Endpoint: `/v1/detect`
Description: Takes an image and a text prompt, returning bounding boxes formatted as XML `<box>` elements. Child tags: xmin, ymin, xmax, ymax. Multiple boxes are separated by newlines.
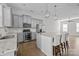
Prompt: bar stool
<box><xmin>59</xmin><ymin>35</ymin><xmax>63</xmax><ymax>55</ymax></box>
<box><xmin>61</xmin><ymin>33</ymin><xmax>67</xmax><ymax>55</ymax></box>
<box><xmin>65</xmin><ymin>33</ymin><xmax>69</xmax><ymax>55</ymax></box>
<box><xmin>53</xmin><ymin>45</ymin><xmax>61</xmax><ymax>56</ymax></box>
<box><xmin>53</xmin><ymin>35</ymin><xmax>61</xmax><ymax>56</ymax></box>
<box><xmin>62</xmin><ymin>33</ymin><xmax>69</xmax><ymax>55</ymax></box>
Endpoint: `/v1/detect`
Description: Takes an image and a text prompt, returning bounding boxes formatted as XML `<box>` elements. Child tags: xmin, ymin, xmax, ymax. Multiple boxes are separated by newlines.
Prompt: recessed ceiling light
<box><xmin>23</xmin><ymin>4</ymin><xmax>26</xmax><ymax>6</ymax></box>
<box><xmin>30</xmin><ymin>10</ymin><xmax>34</xmax><ymax>13</ymax></box>
<box><xmin>76</xmin><ymin>4</ymin><xmax>79</xmax><ymax>6</ymax></box>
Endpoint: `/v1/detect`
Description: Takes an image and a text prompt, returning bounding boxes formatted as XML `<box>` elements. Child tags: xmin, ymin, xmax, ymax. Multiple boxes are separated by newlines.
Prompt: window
<box><xmin>63</xmin><ymin>24</ymin><xmax>68</xmax><ymax>32</ymax></box>
<box><xmin>76</xmin><ymin>23</ymin><xmax>79</xmax><ymax>32</ymax></box>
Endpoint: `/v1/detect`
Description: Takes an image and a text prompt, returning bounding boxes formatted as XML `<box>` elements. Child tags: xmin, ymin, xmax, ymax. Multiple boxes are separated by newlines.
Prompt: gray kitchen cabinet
<box><xmin>31</xmin><ymin>32</ymin><xmax>36</xmax><ymax>40</ymax></box>
<box><xmin>23</xmin><ymin>15</ymin><xmax>28</xmax><ymax>23</ymax></box>
<box><xmin>18</xmin><ymin>16</ymin><xmax>23</xmax><ymax>28</ymax></box>
<box><xmin>32</xmin><ymin>18</ymin><xmax>41</xmax><ymax>28</ymax></box>
<box><xmin>17</xmin><ymin>32</ymin><xmax>23</xmax><ymax>42</ymax></box>
<box><xmin>0</xmin><ymin>5</ymin><xmax>12</xmax><ymax>27</ymax></box>
<box><xmin>31</xmin><ymin>18</ymin><xmax>37</xmax><ymax>28</ymax></box>
<box><xmin>0</xmin><ymin>5</ymin><xmax>3</xmax><ymax>27</ymax></box>
<box><xmin>13</xmin><ymin>15</ymin><xmax>19</xmax><ymax>28</ymax></box>
<box><xmin>13</xmin><ymin>15</ymin><xmax>23</xmax><ymax>28</ymax></box>
<box><xmin>23</xmin><ymin>15</ymin><xmax>32</xmax><ymax>24</ymax></box>
<box><xmin>27</xmin><ymin>16</ymin><xmax>32</xmax><ymax>24</ymax></box>
<box><xmin>36</xmin><ymin>33</ymin><xmax>41</xmax><ymax>49</ymax></box>
<box><xmin>3</xmin><ymin>7</ymin><xmax>12</xmax><ymax>27</ymax></box>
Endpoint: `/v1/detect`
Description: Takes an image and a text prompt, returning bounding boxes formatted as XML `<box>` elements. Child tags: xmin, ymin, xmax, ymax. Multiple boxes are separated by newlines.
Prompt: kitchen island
<box><xmin>0</xmin><ymin>33</ymin><xmax>17</xmax><ymax>56</ymax></box>
<box><xmin>36</xmin><ymin>32</ymin><xmax>61</xmax><ymax>56</ymax></box>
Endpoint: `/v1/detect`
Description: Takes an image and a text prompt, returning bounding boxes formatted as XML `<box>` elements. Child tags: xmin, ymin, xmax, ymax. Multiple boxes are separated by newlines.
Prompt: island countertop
<box><xmin>0</xmin><ymin>33</ymin><xmax>17</xmax><ymax>55</ymax></box>
<box><xmin>40</xmin><ymin>32</ymin><xmax>61</xmax><ymax>38</ymax></box>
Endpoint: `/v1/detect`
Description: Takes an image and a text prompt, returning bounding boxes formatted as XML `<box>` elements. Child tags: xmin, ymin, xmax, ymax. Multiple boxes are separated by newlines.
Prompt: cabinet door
<box><xmin>27</xmin><ymin>16</ymin><xmax>31</xmax><ymax>24</ymax></box>
<box><xmin>32</xmin><ymin>19</ymin><xmax>36</xmax><ymax>28</ymax></box>
<box><xmin>23</xmin><ymin>15</ymin><xmax>28</xmax><ymax>23</ymax></box>
<box><xmin>13</xmin><ymin>15</ymin><xmax>19</xmax><ymax>27</ymax></box>
<box><xmin>4</xmin><ymin>7</ymin><xmax>12</xmax><ymax>27</ymax></box>
<box><xmin>0</xmin><ymin>5</ymin><xmax>3</xmax><ymax>27</ymax></box>
<box><xmin>23</xmin><ymin>15</ymin><xmax>31</xmax><ymax>24</ymax></box>
<box><xmin>17</xmin><ymin>32</ymin><xmax>23</xmax><ymax>42</ymax></box>
<box><xmin>18</xmin><ymin>16</ymin><xmax>23</xmax><ymax>27</ymax></box>
<box><xmin>36</xmin><ymin>33</ymin><xmax>41</xmax><ymax>48</ymax></box>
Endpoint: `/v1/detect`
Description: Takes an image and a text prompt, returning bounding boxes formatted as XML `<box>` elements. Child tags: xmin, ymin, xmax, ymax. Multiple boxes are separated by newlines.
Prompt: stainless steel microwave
<box><xmin>23</xmin><ymin>23</ymin><xmax>31</xmax><ymax>28</ymax></box>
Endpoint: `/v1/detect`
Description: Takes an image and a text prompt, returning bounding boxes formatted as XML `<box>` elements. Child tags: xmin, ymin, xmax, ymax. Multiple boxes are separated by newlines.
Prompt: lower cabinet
<box><xmin>36</xmin><ymin>33</ymin><xmax>53</xmax><ymax>56</ymax></box>
<box><xmin>41</xmin><ymin>35</ymin><xmax>53</xmax><ymax>56</ymax></box>
<box><xmin>17</xmin><ymin>32</ymin><xmax>23</xmax><ymax>43</ymax></box>
<box><xmin>13</xmin><ymin>15</ymin><xmax>23</xmax><ymax>28</ymax></box>
<box><xmin>31</xmin><ymin>32</ymin><xmax>36</xmax><ymax>40</ymax></box>
<box><xmin>0</xmin><ymin>51</ymin><xmax>15</xmax><ymax>56</ymax></box>
<box><xmin>36</xmin><ymin>33</ymin><xmax>41</xmax><ymax>49</ymax></box>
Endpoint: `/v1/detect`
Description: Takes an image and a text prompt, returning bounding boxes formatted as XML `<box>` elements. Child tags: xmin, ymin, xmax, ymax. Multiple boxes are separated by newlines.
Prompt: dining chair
<box><xmin>65</xmin><ymin>33</ymin><xmax>69</xmax><ymax>55</ymax></box>
<box><xmin>61</xmin><ymin>33</ymin><xmax>69</xmax><ymax>55</ymax></box>
<box><xmin>60</xmin><ymin>33</ymin><xmax>67</xmax><ymax>55</ymax></box>
<box><xmin>53</xmin><ymin>35</ymin><xmax>61</xmax><ymax>56</ymax></box>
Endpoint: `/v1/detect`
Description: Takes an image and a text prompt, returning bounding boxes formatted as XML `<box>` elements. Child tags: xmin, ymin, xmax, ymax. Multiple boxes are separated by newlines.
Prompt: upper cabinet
<box><xmin>13</xmin><ymin>15</ymin><xmax>23</xmax><ymax>28</ymax></box>
<box><xmin>3</xmin><ymin>7</ymin><xmax>12</xmax><ymax>27</ymax></box>
<box><xmin>13</xmin><ymin>15</ymin><xmax>19</xmax><ymax>27</ymax></box>
<box><xmin>31</xmin><ymin>18</ymin><xmax>37</xmax><ymax>28</ymax></box>
<box><xmin>23</xmin><ymin>15</ymin><xmax>28</xmax><ymax>23</ymax></box>
<box><xmin>23</xmin><ymin>15</ymin><xmax>32</xmax><ymax>24</ymax></box>
<box><xmin>18</xmin><ymin>16</ymin><xmax>23</xmax><ymax>27</ymax></box>
<box><xmin>0</xmin><ymin>5</ymin><xmax>12</xmax><ymax>27</ymax></box>
<box><xmin>0</xmin><ymin>5</ymin><xmax>3</xmax><ymax>27</ymax></box>
<box><xmin>31</xmin><ymin>18</ymin><xmax>41</xmax><ymax>28</ymax></box>
<box><xmin>12</xmin><ymin>14</ymin><xmax>42</xmax><ymax>28</ymax></box>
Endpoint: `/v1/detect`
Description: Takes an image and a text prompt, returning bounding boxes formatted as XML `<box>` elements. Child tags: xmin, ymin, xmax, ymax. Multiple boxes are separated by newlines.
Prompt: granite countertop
<box><xmin>0</xmin><ymin>33</ymin><xmax>17</xmax><ymax>40</ymax></box>
<box><xmin>0</xmin><ymin>48</ymin><xmax>16</xmax><ymax>55</ymax></box>
<box><xmin>0</xmin><ymin>34</ymin><xmax>17</xmax><ymax>54</ymax></box>
<box><xmin>0</xmin><ymin>35</ymin><xmax>15</xmax><ymax>40</ymax></box>
<box><xmin>41</xmin><ymin>32</ymin><xmax>61</xmax><ymax>38</ymax></box>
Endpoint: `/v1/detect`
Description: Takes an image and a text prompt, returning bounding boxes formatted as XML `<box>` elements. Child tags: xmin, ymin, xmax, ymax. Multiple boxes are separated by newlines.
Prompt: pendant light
<box><xmin>53</xmin><ymin>5</ymin><xmax>58</xmax><ymax>20</ymax></box>
<box><xmin>44</xmin><ymin>4</ymin><xmax>50</xmax><ymax>18</ymax></box>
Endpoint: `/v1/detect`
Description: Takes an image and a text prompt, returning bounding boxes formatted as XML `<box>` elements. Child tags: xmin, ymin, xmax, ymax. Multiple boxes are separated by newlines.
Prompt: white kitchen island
<box><xmin>36</xmin><ymin>32</ymin><xmax>61</xmax><ymax>56</ymax></box>
<box><xmin>0</xmin><ymin>33</ymin><xmax>17</xmax><ymax>56</ymax></box>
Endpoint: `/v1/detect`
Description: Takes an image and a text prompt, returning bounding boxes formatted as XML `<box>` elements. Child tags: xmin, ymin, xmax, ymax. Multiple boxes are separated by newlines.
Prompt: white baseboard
<box><xmin>40</xmin><ymin>49</ymin><xmax>48</xmax><ymax>56</ymax></box>
<box><xmin>69</xmin><ymin>34</ymin><xmax>79</xmax><ymax>37</ymax></box>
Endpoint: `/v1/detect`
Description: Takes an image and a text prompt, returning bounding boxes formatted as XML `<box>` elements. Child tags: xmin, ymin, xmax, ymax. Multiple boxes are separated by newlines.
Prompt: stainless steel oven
<box><xmin>23</xmin><ymin>29</ymin><xmax>31</xmax><ymax>41</ymax></box>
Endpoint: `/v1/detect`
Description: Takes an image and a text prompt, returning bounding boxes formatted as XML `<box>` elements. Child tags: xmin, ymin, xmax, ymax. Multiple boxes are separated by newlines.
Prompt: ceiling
<box><xmin>6</xmin><ymin>3</ymin><xmax>79</xmax><ymax>20</ymax></box>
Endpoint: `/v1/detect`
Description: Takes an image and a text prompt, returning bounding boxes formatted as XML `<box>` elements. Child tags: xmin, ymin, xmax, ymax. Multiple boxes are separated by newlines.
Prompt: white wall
<box><xmin>60</xmin><ymin>19</ymin><xmax>79</xmax><ymax>36</ymax></box>
<box><xmin>43</xmin><ymin>18</ymin><xmax>60</xmax><ymax>34</ymax></box>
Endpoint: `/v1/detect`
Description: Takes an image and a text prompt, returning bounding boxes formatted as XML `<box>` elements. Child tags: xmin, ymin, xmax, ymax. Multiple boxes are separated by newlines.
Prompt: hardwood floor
<box><xmin>59</xmin><ymin>36</ymin><xmax>79</xmax><ymax>56</ymax></box>
<box><xmin>17</xmin><ymin>36</ymin><xmax>79</xmax><ymax>56</ymax></box>
<box><xmin>67</xmin><ymin>36</ymin><xmax>79</xmax><ymax>56</ymax></box>
<box><xmin>17</xmin><ymin>40</ymin><xmax>46</xmax><ymax>56</ymax></box>
<box><xmin>53</xmin><ymin>36</ymin><xmax>79</xmax><ymax>56</ymax></box>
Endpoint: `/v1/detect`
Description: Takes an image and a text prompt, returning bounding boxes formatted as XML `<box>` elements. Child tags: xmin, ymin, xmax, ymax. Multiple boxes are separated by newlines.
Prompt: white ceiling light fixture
<box><xmin>53</xmin><ymin>5</ymin><xmax>59</xmax><ymax>21</ymax></box>
<box><xmin>44</xmin><ymin>4</ymin><xmax>50</xmax><ymax>18</ymax></box>
<box><xmin>54</xmin><ymin>5</ymin><xmax>57</xmax><ymax>20</ymax></box>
